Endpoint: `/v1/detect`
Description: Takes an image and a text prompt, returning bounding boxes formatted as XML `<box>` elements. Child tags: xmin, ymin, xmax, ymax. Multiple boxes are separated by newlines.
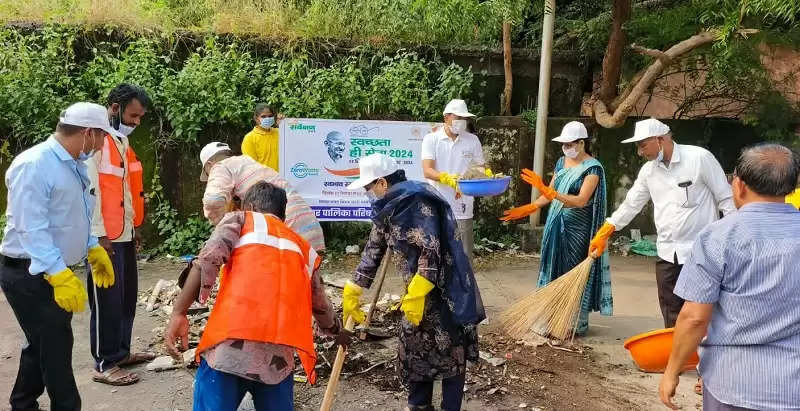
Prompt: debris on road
<box><xmin>146</xmin><ymin>355</ymin><xmax>183</xmax><ymax>372</ymax></box>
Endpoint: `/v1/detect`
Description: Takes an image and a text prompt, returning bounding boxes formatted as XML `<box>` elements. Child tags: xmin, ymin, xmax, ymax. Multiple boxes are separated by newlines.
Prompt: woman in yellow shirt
<box><xmin>242</xmin><ymin>104</ymin><xmax>280</xmax><ymax>171</ymax></box>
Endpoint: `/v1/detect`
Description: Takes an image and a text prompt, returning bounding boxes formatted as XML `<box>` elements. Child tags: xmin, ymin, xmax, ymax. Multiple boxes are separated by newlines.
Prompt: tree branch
<box><xmin>593</xmin><ymin>30</ymin><xmax>718</xmax><ymax>128</ymax></box>
<box><xmin>631</xmin><ymin>43</ymin><xmax>672</xmax><ymax>64</ymax></box>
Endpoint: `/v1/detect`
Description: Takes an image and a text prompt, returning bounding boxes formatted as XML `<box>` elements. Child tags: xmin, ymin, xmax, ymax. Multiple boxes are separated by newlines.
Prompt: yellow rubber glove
<box><xmin>484</xmin><ymin>168</ymin><xmax>494</xmax><ymax>178</ymax></box>
<box><xmin>438</xmin><ymin>172</ymin><xmax>459</xmax><ymax>190</ymax></box>
<box><xmin>45</xmin><ymin>269</ymin><xmax>88</xmax><ymax>313</ymax></box>
<box><xmin>400</xmin><ymin>274</ymin><xmax>435</xmax><ymax>326</ymax></box>
<box><xmin>342</xmin><ymin>281</ymin><xmax>366</xmax><ymax>325</ymax></box>
<box><xmin>787</xmin><ymin>188</ymin><xmax>800</xmax><ymax>209</ymax></box>
<box><xmin>87</xmin><ymin>245</ymin><xmax>115</xmax><ymax>288</ymax></box>
<box><xmin>589</xmin><ymin>222</ymin><xmax>616</xmax><ymax>256</ymax></box>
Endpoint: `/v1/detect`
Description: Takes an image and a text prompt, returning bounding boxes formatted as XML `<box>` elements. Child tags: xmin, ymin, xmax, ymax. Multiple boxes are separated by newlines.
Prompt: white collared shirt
<box><xmin>607</xmin><ymin>143</ymin><xmax>735</xmax><ymax>264</ymax></box>
<box><xmin>421</xmin><ymin>128</ymin><xmax>485</xmax><ymax>220</ymax></box>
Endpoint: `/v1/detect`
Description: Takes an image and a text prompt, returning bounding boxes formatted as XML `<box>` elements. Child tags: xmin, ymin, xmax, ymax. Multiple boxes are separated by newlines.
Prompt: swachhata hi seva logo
<box><xmin>291</xmin><ymin>163</ymin><xmax>320</xmax><ymax>179</ymax></box>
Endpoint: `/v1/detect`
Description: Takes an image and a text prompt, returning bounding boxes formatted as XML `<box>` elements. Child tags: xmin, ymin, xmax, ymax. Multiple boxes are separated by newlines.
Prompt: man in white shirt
<box><xmin>421</xmin><ymin>99</ymin><xmax>485</xmax><ymax>263</ymax></box>
<box><xmin>588</xmin><ymin>118</ymin><xmax>734</xmax><ymax>327</ymax></box>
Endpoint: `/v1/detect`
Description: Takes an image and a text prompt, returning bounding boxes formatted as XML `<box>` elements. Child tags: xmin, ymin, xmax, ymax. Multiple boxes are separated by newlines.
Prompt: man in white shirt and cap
<box><xmin>421</xmin><ymin>99</ymin><xmax>486</xmax><ymax>264</ymax></box>
<box><xmin>588</xmin><ymin>118</ymin><xmax>735</xmax><ymax>328</ymax></box>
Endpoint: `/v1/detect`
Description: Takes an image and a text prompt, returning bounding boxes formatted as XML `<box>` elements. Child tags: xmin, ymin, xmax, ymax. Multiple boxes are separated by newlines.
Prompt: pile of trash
<box><xmin>135</xmin><ymin>278</ymin><xmax>215</xmax><ymax>371</ymax></box>
<box><xmin>136</xmin><ymin>273</ymin><xmax>406</xmax><ymax>382</ymax></box>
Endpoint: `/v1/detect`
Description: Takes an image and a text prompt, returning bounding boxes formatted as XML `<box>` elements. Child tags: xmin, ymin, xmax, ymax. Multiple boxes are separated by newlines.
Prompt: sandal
<box><xmin>695</xmin><ymin>377</ymin><xmax>703</xmax><ymax>396</ymax></box>
<box><xmin>93</xmin><ymin>366</ymin><xmax>140</xmax><ymax>386</ymax></box>
<box><xmin>116</xmin><ymin>352</ymin><xmax>157</xmax><ymax>367</ymax></box>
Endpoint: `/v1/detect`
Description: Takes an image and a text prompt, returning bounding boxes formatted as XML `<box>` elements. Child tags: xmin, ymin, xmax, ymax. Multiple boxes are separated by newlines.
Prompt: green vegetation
<box><xmin>0</xmin><ymin>0</ymin><xmax>528</xmax><ymax>46</ymax></box>
<box><xmin>0</xmin><ymin>25</ymin><xmax>475</xmax><ymax>254</ymax></box>
<box><xmin>0</xmin><ymin>26</ymin><xmax>475</xmax><ymax>150</ymax></box>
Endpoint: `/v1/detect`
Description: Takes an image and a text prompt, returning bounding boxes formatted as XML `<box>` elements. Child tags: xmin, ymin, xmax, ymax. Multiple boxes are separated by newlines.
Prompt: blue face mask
<box><xmin>260</xmin><ymin>117</ymin><xmax>275</xmax><ymax>129</ymax></box>
<box><xmin>365</xmin><ymin>190</ymin><xmax>378</xmax><ymax>203</ymax></box>
<box><xmin>656</xmin><ymin>142</ymin><xmax>664</xmax><ymax>163</ymax></box>
<box><xmin>78</xmin><ymin>131</ymin><xmax>99</xmax><ymax>161</ymax></box>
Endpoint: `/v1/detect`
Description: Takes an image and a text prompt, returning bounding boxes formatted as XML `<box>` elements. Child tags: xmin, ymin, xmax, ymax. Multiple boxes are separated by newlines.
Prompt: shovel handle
<box><xmin>359</xmin><ymin>251</ymin><xmax>392</xmax><ymax>340</ymax></box>
<box><xmin>320</xmin><ymin>251</ymin><xmax>391</xmax><ymax>411</ymax></box>
<box><xmin>320</xmin><ymin>315</ymin><xmax>355</xmax><ymax>411</ymax></box>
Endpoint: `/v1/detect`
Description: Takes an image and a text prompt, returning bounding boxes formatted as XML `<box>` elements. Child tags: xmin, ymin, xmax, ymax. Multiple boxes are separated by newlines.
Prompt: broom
<box><xmin>499</xmin><ymin>254</ymin><xmax>597</xmax><ymax>341</ymax></box>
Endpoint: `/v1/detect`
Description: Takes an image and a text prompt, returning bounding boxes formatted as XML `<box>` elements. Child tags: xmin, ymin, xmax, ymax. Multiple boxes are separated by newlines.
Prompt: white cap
<box><xmin>552</xmin><ymin>121</ymin><xmax>588</xmax><ymax>143</ymax></box>
<box><xmin>347</xmin><ymin>154</ymin><xmax>399</xmax><ymax>190</ymax></box>
<box><xmin>443</xmin><ymin>99</ymin><xmax>475</xmax><ymax>117</ymax></box>
<box><xmin>59</xmin><ymin>102</ymin><xmax>122</xmax><ymax>138</ymax></box>
<box><xmin>621</xmin><ymin>118</ymin><xmax>671</xmax><ymax>143</ymax></box>
<box><xmin>199</xmin><ymin>142</ymin><xmax>231</xmax><ymax>181</ymax></box>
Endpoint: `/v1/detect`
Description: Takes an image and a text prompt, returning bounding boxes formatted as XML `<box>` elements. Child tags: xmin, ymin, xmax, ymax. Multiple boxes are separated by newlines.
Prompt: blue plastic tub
<box><xmin>457</xmin><ymin>176</ymin><xmax>512</xmax><ymax>197</ymax></box>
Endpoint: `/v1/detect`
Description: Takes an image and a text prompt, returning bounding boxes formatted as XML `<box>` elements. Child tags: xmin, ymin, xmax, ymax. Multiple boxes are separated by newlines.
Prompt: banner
<box><xmin>279</xmin><ymin>118</ymin><xmax>438</xmax><ymax>221</ymax></box>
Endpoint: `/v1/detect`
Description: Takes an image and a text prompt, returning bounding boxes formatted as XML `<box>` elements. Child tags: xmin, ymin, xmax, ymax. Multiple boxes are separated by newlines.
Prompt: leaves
<box><xmin>0</xmin><ymin>27</ymin><xmax>474</xmax><ymax>148</ymax></box>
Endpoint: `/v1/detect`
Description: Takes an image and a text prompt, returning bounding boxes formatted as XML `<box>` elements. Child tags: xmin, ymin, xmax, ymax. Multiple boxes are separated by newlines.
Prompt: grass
<box><xmin>0</xmin><ymin>0</ymin><xmax>518</xmax><ymax>46</ymax></box>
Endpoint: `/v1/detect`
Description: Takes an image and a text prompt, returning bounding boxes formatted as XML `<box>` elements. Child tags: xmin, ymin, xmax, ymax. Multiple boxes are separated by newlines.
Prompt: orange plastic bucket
<box><xmin>623</xmin><ymin>328</ymin><xmax>699</xmax><ymax>373</ymax></box>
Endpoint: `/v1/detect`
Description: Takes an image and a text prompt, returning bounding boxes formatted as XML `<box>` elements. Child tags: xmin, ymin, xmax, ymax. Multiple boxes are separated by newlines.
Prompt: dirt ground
<box><xmin>0</xmin><ymin>254</ymin><xmax>702</xmax><ymax>410</ymax></box>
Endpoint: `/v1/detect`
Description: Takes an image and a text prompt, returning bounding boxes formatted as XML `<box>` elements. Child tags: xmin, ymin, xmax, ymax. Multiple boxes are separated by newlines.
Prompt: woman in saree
<box><xmin>501</xmin><ymin>121</ymin><xmax>612</xmax><ymax>336</ymax></box>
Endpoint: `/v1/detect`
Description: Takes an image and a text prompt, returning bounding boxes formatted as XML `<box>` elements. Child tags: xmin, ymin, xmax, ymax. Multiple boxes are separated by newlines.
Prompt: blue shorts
<box><xmin>193</xmin><ymin>359</ymin><xmax>293</xmax><ymax>411</ymax></box>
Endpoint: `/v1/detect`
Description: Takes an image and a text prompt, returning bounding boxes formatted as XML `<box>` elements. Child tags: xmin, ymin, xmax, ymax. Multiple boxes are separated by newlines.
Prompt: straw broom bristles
<box><xmin>499</xmin><ymin>256</ymin><xmax>596</xmax><ymax>341</ymax></box>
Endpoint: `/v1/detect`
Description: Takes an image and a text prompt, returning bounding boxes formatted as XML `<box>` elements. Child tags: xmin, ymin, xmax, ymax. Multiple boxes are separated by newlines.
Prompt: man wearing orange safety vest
<box><xmin>86</xmin><ymin>84</ymin><xmax>154</xmax><ymax>386</ymax></box>
<box><xmin>165</xmin><ymin>182</ymin><xmax>348</xmax><ymax>410</ymax></box>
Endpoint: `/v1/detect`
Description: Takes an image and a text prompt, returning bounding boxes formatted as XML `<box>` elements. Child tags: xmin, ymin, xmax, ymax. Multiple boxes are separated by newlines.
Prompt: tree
<box><xmin>589</xmin><ymin>0</ymin><xmax>800</xmax><ymax>128</ymax></box>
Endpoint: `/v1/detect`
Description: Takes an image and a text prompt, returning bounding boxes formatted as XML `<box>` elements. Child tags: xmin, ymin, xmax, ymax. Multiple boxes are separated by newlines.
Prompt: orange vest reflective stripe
<box><xmin>97</xmin><ymin>134</ymin><xmax>145</xmax><ymax>240</ymax></box>
<box><xmin>196</xmin><ymin>212</ymin><xmax>322</xmax><ymax>383</ymax></box>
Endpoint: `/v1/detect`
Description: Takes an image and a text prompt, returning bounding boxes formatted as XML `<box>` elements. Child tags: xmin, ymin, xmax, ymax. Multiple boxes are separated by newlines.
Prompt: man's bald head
<box><xmin>734</xmin><ymin>143</ymin><xmax>800</xmax><ymax>197</ymax></box>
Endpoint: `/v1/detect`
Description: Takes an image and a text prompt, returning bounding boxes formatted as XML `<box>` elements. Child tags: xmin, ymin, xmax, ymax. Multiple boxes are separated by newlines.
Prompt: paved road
<box><xmin>0</xmin><ymin>255</ymin><xmax>700</xmax><ymax>410</ymax></box>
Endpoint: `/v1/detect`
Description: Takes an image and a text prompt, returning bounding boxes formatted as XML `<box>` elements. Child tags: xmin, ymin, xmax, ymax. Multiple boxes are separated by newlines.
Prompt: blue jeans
<box><xmin>193</xmin><ymin>359</ymin><xmax>293</xmax><ymax>411</ymax></box>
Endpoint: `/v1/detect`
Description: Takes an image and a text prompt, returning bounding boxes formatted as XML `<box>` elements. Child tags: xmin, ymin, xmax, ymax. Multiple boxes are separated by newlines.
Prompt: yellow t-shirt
<box><xmin>241</xmin><ymin>126</ymin><xmax>280</xmax><ymax>171</ymax></box>
<box><xmin>787</xmin><ymin>188</ymin><xmax>800</xmax><ymax>209</ymax></box>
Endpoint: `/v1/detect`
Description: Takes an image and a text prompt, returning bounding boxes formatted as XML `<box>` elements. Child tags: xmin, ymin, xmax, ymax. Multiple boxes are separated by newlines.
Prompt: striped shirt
<box><xmin>202</xmin><ymin>155</ymin><xmax>325</xmax><ymax>252</ymax></box>
<box><xmin>674</xmin><ymin>202</ymin><xmax>800</xmax><ymax>410</ymax></box>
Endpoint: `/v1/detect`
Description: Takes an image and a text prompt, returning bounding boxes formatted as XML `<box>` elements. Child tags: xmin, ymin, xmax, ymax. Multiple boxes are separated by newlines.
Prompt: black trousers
<box><xmin>407</xmin><ymin>374</ymin><xmax>466</xmax><ymax>411</ymax></box>
<box><xmin>655</xmin><ymin>254</ymin><xmax>685</xmax><ymax>328</ymax></box>
<box><xmin>87</xmin><ymin>241</ymin><xmax>138</xmax><ymax>372</ymax></box>
<box><xmin>0</xmin><ymin>257</ymin><xmax>81</xmax><ymax>411</ymax></box>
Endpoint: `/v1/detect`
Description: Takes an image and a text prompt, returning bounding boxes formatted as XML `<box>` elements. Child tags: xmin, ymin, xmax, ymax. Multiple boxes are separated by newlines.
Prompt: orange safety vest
<box><xmin>195</xmin><ymin>212</ymin><xmax>322</xmax><ymax>383</ymax></box>
<box><xmin>97</xmin><ymin>134</ymin><xmax>145</xmax><ymax>240</ymax></box>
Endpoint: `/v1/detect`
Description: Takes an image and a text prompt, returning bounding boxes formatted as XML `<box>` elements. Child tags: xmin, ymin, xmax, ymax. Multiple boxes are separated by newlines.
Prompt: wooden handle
<box><xmin>359</xmin><ymin>251</ymin><xmax>392</xmax><ymax>339</ymax></box>
<box><xmin>320</xmin><ymin>315</ymin><xmax>355</xmax><ymax>411</ymax></box>
<box><xmin>320</xmin><ymin>251</ymin><xmax>392</xmax><ymax>411</ymax></box>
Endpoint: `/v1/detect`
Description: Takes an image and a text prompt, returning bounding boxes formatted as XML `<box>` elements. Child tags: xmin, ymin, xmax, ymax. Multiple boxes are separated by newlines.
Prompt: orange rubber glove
<box><xmin>589</xmin><ymin>222</ymin><xmax>616</xmax><ymax>256</ymax></box>
<box><xmin>521</xmin><ymin>169</ymin><xmax>557</xmax><ymax>200</ymax></box>
<box><xmin>500</xmin><ymin>203</ymin><xmax>539</xmax><ymax>222</ymax></box>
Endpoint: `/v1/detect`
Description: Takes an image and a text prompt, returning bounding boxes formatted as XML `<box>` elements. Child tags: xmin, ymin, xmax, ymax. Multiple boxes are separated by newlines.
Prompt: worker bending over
<box><xmin>165</xmin><ymin>182</ymin><xmax>347</xmax><ymax>411</ymax></box>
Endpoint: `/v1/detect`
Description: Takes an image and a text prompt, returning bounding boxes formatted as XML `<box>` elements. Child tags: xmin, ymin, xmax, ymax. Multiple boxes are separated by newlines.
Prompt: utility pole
<box><xmin>530</xmin><ymin>0</ymin><xmax>555</xmax><ymax>226</ymax></box>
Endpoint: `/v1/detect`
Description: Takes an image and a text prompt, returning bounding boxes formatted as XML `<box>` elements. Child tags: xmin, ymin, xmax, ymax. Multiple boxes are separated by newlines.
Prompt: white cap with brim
<box><xmin>621</xmin><ymin>118</ymin><xmax>671</xmax><ymax>143</ymax></box>
<box><xmin>552</xmin><ymin>121</ymin><xmax>588</xmax><ymax>143</ymax></box>
<box><xmin>59</xmin><ymin>102</ymin><xmax>123</xmax><ymax>138</ymax></box>
<box><xmin>199</xmin><ymin>142</ymin><xmax>231</xmax><ymax>181</ymax></box>
<box><xmin>443</xmin><ymin>99</ymin><xmax>475</xmax><ymax>118</ymax></box>
<box><xmin>347</xmin><ymin>153</ymin><xmax>399</xmax><ymax>190</ymax></box>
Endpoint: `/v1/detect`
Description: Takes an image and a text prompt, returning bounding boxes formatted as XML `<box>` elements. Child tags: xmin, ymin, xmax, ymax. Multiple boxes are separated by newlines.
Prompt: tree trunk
<box><xmin>594</xmin><ymin>31</ymin><xmax>718</xmax><ymax>128</ymax></box>
<box><xmin>598</xmin><ymin>0</ymin><xmax>632</xmax><ymax>105</ymax></box>
<box><xmin>501</xmin><ymin>21</ymin><xmax>513</xmax><ymax>116</ymax></box>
